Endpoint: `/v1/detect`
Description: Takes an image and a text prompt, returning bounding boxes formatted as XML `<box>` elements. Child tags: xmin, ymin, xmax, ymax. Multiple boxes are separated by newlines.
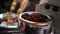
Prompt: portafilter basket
<box><xmin>19</xmin><ymin>12</ymin><xmax>52</xmax><ymax>27</ymax></box>
<box><xmin>18</xmin><ymin>12</ymin><xmax>52</xmax><ymax>34</ymax></box>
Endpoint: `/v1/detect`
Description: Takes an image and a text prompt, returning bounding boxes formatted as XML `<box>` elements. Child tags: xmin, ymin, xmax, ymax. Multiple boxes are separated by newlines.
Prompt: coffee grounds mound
<box><xmin>22</xmin><ymin>13</ymin><xmax>49</xmax><ymax>23</ymax></box>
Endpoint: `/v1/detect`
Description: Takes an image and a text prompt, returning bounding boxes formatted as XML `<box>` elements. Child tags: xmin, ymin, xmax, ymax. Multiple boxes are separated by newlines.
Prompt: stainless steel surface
<box><xmin>0</xmin><ymin>13</ymin><xmax>21</xmax><ymax>28</ymax></box>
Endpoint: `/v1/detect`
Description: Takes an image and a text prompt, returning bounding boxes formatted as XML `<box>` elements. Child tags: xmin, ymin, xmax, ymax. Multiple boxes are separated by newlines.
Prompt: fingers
<box><xmin>10</xmin><ymin>0</ymin><xmax>18</xmax><ymax>12</ymax></box>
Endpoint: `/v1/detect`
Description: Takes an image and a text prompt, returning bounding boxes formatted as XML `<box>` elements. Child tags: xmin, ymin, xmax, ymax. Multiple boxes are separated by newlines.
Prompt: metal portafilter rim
<box><xmin>19</xmin><ymin>12</ymin><xmax>52</xmax><ymax>28</ymax></box>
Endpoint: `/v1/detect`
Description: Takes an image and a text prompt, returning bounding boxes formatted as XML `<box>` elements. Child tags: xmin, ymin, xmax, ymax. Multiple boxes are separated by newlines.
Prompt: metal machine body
<box><xmin>36</xmin><ymin>0</ymin><xmax>60</xmax><ymax>34</ymax></box>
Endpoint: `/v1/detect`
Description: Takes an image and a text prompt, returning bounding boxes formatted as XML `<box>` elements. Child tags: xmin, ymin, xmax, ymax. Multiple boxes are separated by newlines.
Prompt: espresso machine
<box><xmin>36</xmin><ymin>0</ymin><xmax>60</xmax><ymax>34</ymax></box>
